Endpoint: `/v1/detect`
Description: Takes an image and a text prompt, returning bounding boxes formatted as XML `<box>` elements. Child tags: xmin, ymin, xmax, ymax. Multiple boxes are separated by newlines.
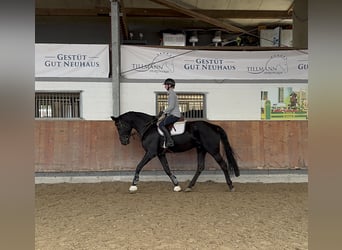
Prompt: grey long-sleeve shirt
<box><xmin>163</xmin><ymin>88</ymin><xmax>181</xmax><ymax>118</ymax></box>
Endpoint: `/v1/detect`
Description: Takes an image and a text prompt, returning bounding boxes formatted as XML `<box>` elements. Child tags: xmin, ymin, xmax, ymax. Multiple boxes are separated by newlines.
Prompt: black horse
<box><xmin>111</xmin><ymin>111</ymin><xmax>240</xmax><ymax>193</ymax></box>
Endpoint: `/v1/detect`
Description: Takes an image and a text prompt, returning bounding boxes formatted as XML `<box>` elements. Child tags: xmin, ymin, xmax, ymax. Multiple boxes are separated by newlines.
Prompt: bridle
<box><xmin>116</xmin><ymin>117</ymin><xmax>158</xmax><ymax>142</ymax></box>
<box><xmin>116</xmin><ymin>120</ymin><xmax>129</xmax><ymax>130</ymax></box>
<box><xmin>116</xmin><ymin>120</ymin><xmax>137</xmax><ymax>143</ymax></box>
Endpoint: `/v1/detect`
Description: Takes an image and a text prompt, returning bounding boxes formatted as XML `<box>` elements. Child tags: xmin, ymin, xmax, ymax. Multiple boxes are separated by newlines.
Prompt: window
<box><xmin>261</xmin><ymin>91</ymin><xmax>268</xmax><ymax>115</ymax></box>
<box><xmin>156</xmin><ymin>93</ymin><xmax>205</xmax><ymax>119</ymax></box>
<box><xmin>278</xmin><ymin>87</ymin><xmax>284</xmax><ymax>103</ymax></box>
<box><xmin>35</xmin><ymin>92</ymin><xmax>81</xmax><ymax>118</ymax></box>
<box><xmin>261</xmin><ymin>91</ymin><xmax>268</xmax><ymax>101</ymax></box>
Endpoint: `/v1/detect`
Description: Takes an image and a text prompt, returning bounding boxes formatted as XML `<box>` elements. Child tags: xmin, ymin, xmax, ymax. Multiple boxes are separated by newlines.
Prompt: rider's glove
<box><xmin>157</xmin><ymin>110</ymin><xmax>164</xmax><ymax>118</ymax></box>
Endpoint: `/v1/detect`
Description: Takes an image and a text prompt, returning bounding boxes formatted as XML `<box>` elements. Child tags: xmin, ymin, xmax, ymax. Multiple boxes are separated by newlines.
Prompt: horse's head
<box><xmin>111</xmin><ymin>116</ymin><xmax>133</xmax><ymax>145</ymax></box>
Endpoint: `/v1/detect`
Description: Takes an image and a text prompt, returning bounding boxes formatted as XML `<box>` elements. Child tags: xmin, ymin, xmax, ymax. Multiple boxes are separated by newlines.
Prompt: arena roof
<box><xmin>36</xmin><ymin>0</ymin><xmax>295</xmax><ymax>41</ymax></box>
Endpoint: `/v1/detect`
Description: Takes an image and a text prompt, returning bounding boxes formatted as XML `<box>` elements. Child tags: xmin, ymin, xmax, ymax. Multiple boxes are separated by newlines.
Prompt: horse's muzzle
<box><xmin>120</xmin><ymin>135</ymin><xmax>130</xmax><ymax>145</ymax></box>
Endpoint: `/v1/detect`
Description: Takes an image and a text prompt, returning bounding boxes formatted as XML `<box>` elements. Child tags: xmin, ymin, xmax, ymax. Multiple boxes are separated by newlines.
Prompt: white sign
<box><xmin>121</xmin><ymin>45</ymin><xmax>308</xmax><ymax>80</ymax></box>
<box><xmin>35</xmin><ymin>44</ymin><xmax>109</xmax><ymax>78</ymax></box>
<box><xmin>162</xmin><ymin>33</ymin><xmax>186</xmax><ymax>46</ymax></box>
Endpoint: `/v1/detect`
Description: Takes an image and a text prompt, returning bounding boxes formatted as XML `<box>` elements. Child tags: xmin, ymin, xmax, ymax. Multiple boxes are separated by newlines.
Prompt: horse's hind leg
<box><xmin>185</xmin><ymin>149</ymin><xmax>206</xmax><ymax>192</ymax></box>
<box><xmin>157</xmin><ymin>154</ymin><xmax>181</xmax><ymax>192</ymax></box>
<box><xmin>212</xmin><ymin>153</ymin><xmax>235</xmax><ymax>191</ymax></box>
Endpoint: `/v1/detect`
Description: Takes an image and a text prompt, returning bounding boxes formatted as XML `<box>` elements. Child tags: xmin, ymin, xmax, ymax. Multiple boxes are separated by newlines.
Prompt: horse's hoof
<box><xmin>229</xmin><ymin>187</ymin><xmax>235</xmax><ymax>192</ymax></box>
<box><xmin>184</xmin><ymin>187</ymin><xmax>192</xmax><ymax>192</ymax></box>
<box><xmin>173</xmin><ymin>186</ymin><xmax>182</xmax><ymax>192</ymax></box>
<box><xmin>129</xmin><ymin>185</ymin><xmax>138</xmax><ymax>193</ymax></box>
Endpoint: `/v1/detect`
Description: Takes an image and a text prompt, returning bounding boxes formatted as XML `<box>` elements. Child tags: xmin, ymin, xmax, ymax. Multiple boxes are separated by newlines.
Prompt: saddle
<box><xmin>158</xmin><ymin>119</ymin><xmax>186</xmax><ymax>136</ymax></box>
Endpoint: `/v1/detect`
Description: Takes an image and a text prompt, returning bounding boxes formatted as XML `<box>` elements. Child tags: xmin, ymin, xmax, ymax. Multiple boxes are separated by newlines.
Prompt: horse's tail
<box><xmin>216</xmin><ymin>126</ymin><xmax>240</xmax><ymax>177</ymax></box>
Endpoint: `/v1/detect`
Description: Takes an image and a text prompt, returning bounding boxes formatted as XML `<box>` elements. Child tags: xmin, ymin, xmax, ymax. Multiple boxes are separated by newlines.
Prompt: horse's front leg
<box><xmin>129</xmin><ymin>152</ymin><xmax>155</xmax><ymax>193</ymax></box>
<box><xmin>157</xmin><ymin>153</ymin><xmax>182</xmax><ymax>192</ymax></box>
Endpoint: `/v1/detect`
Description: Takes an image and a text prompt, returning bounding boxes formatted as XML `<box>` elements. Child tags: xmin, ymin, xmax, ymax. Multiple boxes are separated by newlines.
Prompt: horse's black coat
<box><xmin>111</xmin><ymin>111</ymin><xmax>240</xmax><ymax>192</ymax></box>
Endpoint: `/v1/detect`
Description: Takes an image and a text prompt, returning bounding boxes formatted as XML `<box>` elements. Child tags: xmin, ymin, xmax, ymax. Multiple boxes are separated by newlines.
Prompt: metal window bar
<box><xmin>157</xmin><ymin>93</ymin><xmax>204</xmax><ymax>119</ymax></box>
<box><xmin>278</xmin><ymin>87</ymin><xmax>284</xmax><ymax>103</ymax></box>
<box><xmin>35</xmin><ymin>92</ymin><xmax>80</xmax><ymax>118</ymax></box>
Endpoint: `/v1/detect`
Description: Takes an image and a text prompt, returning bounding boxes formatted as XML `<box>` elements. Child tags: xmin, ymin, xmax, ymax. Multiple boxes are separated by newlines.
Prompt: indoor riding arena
<box><xmin>35</xmin><ymin>0</ymin><xmax>308</xmax><ymax>249</ymax></box>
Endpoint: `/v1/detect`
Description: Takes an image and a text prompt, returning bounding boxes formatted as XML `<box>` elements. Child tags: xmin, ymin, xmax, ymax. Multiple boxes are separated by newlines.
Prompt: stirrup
<box><xmin>162</xmin><ymin>139</ymin><xmax>174</xmax><ymax>148</ymax></box>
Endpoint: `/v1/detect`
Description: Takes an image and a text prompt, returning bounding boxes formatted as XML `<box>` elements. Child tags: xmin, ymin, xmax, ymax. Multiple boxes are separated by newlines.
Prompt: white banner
<box><xmin>35</xmin><ymin>44</ymin><xmax>109</xmax><ymax>78</ymax></box>
<box><xmin>121</xmin><ymin>45</ymin><xmax>308</xmax><ymax>80</ymax></box>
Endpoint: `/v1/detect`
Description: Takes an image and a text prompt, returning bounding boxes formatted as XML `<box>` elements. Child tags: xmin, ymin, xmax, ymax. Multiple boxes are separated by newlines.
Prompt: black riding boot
<box><xmin>160</xmin><ymin>126</ymin><xmax>174</xmax><ymax>148</ymax></box>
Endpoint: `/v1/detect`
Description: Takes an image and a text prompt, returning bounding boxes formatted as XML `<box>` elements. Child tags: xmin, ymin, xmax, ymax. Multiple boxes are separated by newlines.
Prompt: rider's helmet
<box><xmin>163</xmin><ymin>78</ymin><xmax>175</xmax><ymax>87</ymax></box>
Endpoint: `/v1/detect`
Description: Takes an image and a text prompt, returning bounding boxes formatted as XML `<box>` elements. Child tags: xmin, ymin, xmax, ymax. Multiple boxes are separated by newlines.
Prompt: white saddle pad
<box><xmin>158</xmin><ymin>121</ymin><xmax>186</xmax><ymax>136</ymax></box>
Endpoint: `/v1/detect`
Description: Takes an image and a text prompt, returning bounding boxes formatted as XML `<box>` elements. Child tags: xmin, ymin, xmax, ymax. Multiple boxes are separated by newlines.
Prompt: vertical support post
<box><xmin>292</xmin><ymin>0</ymin><xmax>308</xmax><ymax>49</ymax></box>
<box><xmin>111</xmin><ymin>0</ymin><xmax>120</xmax><ymax>116</ymax></box>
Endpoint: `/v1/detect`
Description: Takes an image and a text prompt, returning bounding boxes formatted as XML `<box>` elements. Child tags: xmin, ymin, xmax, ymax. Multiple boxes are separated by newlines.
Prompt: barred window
<box><xmin>278</xmin><ymin>87</ymin><xmax>284</xmax><ymax>103</ymax></box>
<box><xmin>156</xmin><ymin>93</ymin><xmax>205</xmax><ymax>119</ymax></box>
<box><xmin>35</xmin><ymin>92</ymin><xmax>81</xmax><ymax>118</ymax></box>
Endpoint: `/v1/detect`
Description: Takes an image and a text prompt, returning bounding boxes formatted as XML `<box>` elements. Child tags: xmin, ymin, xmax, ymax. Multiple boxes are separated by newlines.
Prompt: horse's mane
<box><xmin>122</xmin><ymin>111</ymin><xmax>155</xmax><ymax>123</ymax></box>
<box><xmin>125</xmin><ymin>111</ymin><xmax>154</xmax><ymax>118</ymax></box>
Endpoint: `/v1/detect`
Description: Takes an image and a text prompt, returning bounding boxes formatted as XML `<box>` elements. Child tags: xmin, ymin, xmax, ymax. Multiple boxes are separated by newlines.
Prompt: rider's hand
<box><xmin>157</xmin><ymin>110</ymin><xmax>164</xmax><ymax>118</ymax></box>
<box><xmin>157</xmin><ymin>112</ymin><xmax>166</xmax><ymax>124</ymax></box>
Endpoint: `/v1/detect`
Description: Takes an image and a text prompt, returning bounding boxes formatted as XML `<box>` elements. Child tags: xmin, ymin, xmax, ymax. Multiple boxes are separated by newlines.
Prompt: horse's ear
<box><xmin>111</xmin><ymin>116</ymin><xmax>117</xmax><ymax>121</ymax></box>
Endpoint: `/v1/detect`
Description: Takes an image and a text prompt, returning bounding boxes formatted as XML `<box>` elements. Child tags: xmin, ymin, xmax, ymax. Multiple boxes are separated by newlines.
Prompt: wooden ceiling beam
<box><xmin>36</xmin><ymin>8</ymin><xmax>292</xmax><ymax>20</ymax></box>
<box><xmin>148</xmin><ymin>0</ymin><xmax>247</xmax><ymax>33</ymax></box>
<box><xmin>35</xmin><ymin>8</ymin><xmax>110</xmax><ymax>16</ymax></box>
<box><xmin>125</xmin><ymin>8</ymin><xmax>292</xmax><ymax>19</ymax></box>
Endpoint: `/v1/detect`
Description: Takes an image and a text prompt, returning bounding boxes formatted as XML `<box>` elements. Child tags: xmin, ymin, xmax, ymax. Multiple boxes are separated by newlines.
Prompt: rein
<box><xmin>140</xmin><ymin>117</ymin><xmax>158</xmax><ymax>139</ymax></box>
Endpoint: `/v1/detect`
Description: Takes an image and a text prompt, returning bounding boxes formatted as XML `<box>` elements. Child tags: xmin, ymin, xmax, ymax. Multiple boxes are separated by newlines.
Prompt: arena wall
<box><xmin>35</xmin><ymin>120</ymin><xmax>308</xmax><ymax>172</ymax></box>
<box><xmin>35</xmin><ymin>50</ymin><xmax>308</xmax><ymax>173</ymax></box>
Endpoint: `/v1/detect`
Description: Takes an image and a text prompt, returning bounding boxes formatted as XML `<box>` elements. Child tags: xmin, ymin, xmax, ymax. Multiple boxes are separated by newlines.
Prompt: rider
<box><xmin>158</xmin><ymin>78</ymin><xmax>181</xmax><ymax>148</ymax></box>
